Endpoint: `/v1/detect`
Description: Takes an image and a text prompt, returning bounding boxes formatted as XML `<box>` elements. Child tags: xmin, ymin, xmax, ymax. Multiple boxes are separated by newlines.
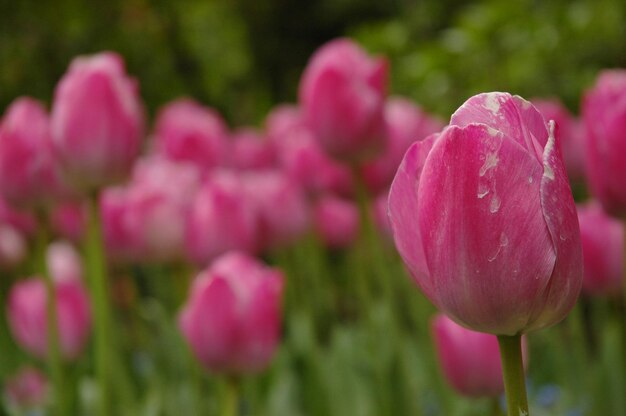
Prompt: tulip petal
<box><xmin>527</xmin><ymin>122</ymin><xmax>583</xmax><ymax>331</ymax></box>
<box><xmin>417</xmin><ymin>124</ymin><xmax>556</xmax><ymax>334</ymax></box>
<box><xmin>388</xmin><ymin>133</ymin><xmax>437</xmax><ymax>301</ymax></box>
<box><xmin>450</xmin><ymin>92</ymin><xmax>548</xmax><ymax>163</ymax></box>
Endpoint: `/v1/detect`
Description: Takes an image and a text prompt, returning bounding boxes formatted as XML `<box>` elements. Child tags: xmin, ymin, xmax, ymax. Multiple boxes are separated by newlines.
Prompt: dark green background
<box><xmin>2</xmin><ymin>0</ymin><xmax>625</xmax><ymax>125</ymax></box>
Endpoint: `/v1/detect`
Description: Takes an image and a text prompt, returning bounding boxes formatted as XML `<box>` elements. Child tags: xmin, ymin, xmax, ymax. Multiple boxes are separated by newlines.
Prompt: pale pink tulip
<box><xmin>230</xmin><ymin>129</ymin><xmax>276</xmax><ymax>171</ymax></box>
<box><xmin>313</xmin><ymin>195</ymin><xmax>359</xmax><ymax>249</ymax></box>
<box><xmin>4</xmin><ymin>367</ymin><xmax>49</xmax><ymax>409</ymax></box>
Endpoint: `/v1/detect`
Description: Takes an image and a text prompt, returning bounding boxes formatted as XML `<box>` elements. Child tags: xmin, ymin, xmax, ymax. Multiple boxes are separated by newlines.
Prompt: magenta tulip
<box><xmin>154</xmin><ymin>99</ymin><xmax>230</xmax><ymax>171</ymax></box>
<box><xmin>432</xmin><ymin>314</ymin><xmax>528</xmax><ymax>398</ymax></box>
<box><xmin>532</xmin><ymin>98</ymin><xmax>585</xmax><ymax>182</ymax></box>
<box><xmin>242</xmin><ymin>170</ymin><xmax>310</xmax><ymax>251</ymax></box>
<box><xmin>185</xmin><ymin>171</ymin><xmax>259</xmax><ymax>266</ymax></box>
<box><xmin>0</xmin><ymin>97</ymin><xmax>68</xmax><ymax>207</ymax></box>
<box><xmin>582</xmin><ymin>70</ymin><xmax>626</xmax><ymax>216</ymax></box>
<box><xmin>313</xmin><ymin>195</ymin><xmax>359</xmax><ymax>249</ymax></box>
<box><xmin>179</xmin><ymin>251</ymin><xmax>284</xmax><ymax>374</ymax></box>
<box><xmin>7</xmin><ymin>242</ymin><xmax>91</xmax><ymax>360</ymax></box>
<box><xmin>230</xmin><ymin>129</ymin><xmax>276</xmax><ymax>171</ymax></box>
<box><xmin>49</xmin><ymin>201</ymin><xmax>87</xmax><ymax>243</ymax></box>
<box><xmin>389</xmin><ymin>92</ymin><xmax>582</xmax><ymax>335</ymax></box>
<box><xmin>267</xmin><ymin>105</ymin><xmax>353</xmax><ymax>196</ymax></box>
<box><xmin>361</xmin><ymin>97</ymin><xmax>444</xmax><ymax>193</ymax></box>
<box><xmin>51</xmin><ymin>52</ymin><xmax>144</xmax><ymax>190</ymax></box>
<box><xmin>0</xmin><ymin>224</ymin><xmax>27</xmax><ymax>269</ymax></box>
<box><xmin>577</xmin><ymin>202</ymin><xmax>624</xmax><ymax>297</ymax></box>
<box><xmin>4</xmin><ymin>367</ymin><xmax>49</xmax><ymax>409</ymax></box>
<box><xmin>299</xmin><ymin>38</ymin><xmax>388</xmax><ymax>161</ymax></box>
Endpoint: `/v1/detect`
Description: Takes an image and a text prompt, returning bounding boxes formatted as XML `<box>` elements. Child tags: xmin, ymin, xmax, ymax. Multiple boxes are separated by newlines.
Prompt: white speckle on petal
<box><xmin>542</xmin><ymin>121</ymin><xmax>556</xmax><ymax>180</ymax></box>
<box><xmin>484</xmin><ymin>94</ymin><xmax>501</xmax><ymax>114</ymax></box>
<box><xmin>479</xmin><ymin>152</ymin><xmax>499</xmax><ymax>177</ymax></box>
<box><xmin>489</xmin><ymin>195</ymin><xmax>501</xmax><ymax>213</ymax></box>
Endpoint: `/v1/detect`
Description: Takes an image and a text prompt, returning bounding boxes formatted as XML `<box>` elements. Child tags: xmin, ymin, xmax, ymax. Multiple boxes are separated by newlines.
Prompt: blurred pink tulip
<box><xmin>389</xmin><ymin>92</ymin><xmax>582</xmax><ymax>335</ymax></box>
<box><xmin>185</xmin><ymin>171</ymin><xmax>259</xmax><ymax>266</ymax></box>
<box><xmin>7</xmin><ymin>242</ymin><xmax>91</xmax><ymax>360</ymax></box>
<box><xmin>4</xmin><ymin>367</ymin><xmax>49</xmax><ymax>409</ymax></box>
<box><xmin>299</xmin><ymin>38</ymin><xmax>388</xmax><ymax>161</ymax></box>
<box><xmin>49</xmin><ymin>201</ymin><xmax>87</xmax><ymax>243</ymax></box>
<box><xmin>361</xmin><ymin>97</ymin><xmax>444</xmax><ymax>193</ymax></box>
<box><xmin>432</xmin><ymin>314</ymin><xmax>528</xmax><ymax>398</ymax></box>
<box><xmin>0</xmin><ymin>197</ymin><xmax>37</xmax><ymax>236</ymax></box>
<box><xmin>577</xmin><ymin>202</ymin><xmax>624</xmax><ymax>297</ymax></box>
<box><xmin>313</xmin><ymin>195</ymin><xmax>359</xmax><ymax>249</ymax></box>
<box><xmin>582</xmin><ymin>70</ymin><xmax>626</xmax><ymax>216</ymax></box>
<box><xmin>0</xmin><ymin>97</ymin><xmax>68</xmax><ymax>207</ymax></box>
<box><xmin>242</xmin><ymin>170</ymin><xmax>310</xmax><ymax>251</ymax></box>
<box><xmin>154</xmin><ymin>99</ymin><xmax>230</xmax><ymax>171</ymax></box>
<box><xmin>230</xmin><ymin>129</ymin><xmax>276</xmax><ymax>171</ymax></box>
<box><xmin>267</xmin><ymin>105</ymin><xmax>353</xmax><ymax>196</ymax></box>
<box><xmin>0</xmin><ymin>224</ymin><xmax>27</xmax><ymax>269</ymax></box>
<box><xmin>179</xmin><ymin>252</ymin><xmax>284</xmax><ymax>374</ymax></box>
<box><xmin>100</xmin><ymin>187</ymin><xmax>140</xmax><ymax>263</ymax></box>
<box><xmin>532</xmin><ymin>98</ymin><xmax>585</xmax><ymax>182</ymax></box>
<box><xmin>51</xmin><ymin>52</ymin><xmax>144</xmax><ymax>190</ymax></box>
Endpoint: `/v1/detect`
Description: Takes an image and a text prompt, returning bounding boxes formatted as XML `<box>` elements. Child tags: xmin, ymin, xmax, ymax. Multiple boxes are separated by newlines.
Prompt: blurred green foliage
<box><xmin>1</xmin><ymin>0</ymin><xmax>625</xmax><ymax>123</ymax></box>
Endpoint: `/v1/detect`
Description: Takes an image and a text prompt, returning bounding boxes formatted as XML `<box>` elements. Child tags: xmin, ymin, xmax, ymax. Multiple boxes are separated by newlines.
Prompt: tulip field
<box><xmin>2</xmin><ymin>4</ymin><xmax>626</xmax><ymax>415</ymax></box>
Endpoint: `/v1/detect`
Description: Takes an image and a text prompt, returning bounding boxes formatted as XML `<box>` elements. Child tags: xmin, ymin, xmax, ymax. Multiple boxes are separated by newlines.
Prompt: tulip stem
<box><xmin>85</xmin><ymin>195</ymin><xmax>112</xmax><ymax>416</ymax></box>
<box><xmin>221</xmin><ymin>377</ymin><xmax>240</xmax><ymax>416</ymax></box>
<box><xmin>497</xmin><ymin>334</ymin><xmax>529</xmax><ymax>416</ymax></box>
<box><xmin>36</xmin><ymin>214</ymin><xmax>67</xmax><ymax>416</ymax></box>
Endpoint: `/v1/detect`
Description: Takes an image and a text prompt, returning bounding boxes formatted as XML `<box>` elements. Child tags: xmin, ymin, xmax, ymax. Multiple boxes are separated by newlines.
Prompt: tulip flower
<box><xmin>154</xmin><ymin>98</ymin><xmax>230</xmax><ymax>171</ymax></box>
<box><xmin>577</xmin><ymin>202</ymin><xmax>624</xmax><ymax>297</ymax></box>
<box><xmin>0</xmin><ymin>224</ymin><xmax>27</xmax><ymax>269</ymax></box>
<box><xmin>0</xmin><ymin>197</ymin><xmax>37</xmax><ymax>236</ymax></box>
<box><xmin>361</xmin><ymin>97</ymin><xmax>444</xmax><ymax>193</ymax></box>
<box><xmin>432</xmin><ymin>314</ymin><xmax>528</xmax><ymax>398</ymax></box>
<box><xmin>0</xmin><ymin>97</ymin><xmax>68</xmax><ymax>207</ymax></box>
<box><xmin>179</xmin><ymin>251</ymin><xmax>284</xmax><ymax>374</ymax></box>
<box><xmin>582</xmin><ymin>70</ymin><xmax>626</xmax><ymax>216</ymax></box>
<box><xmin>51</xmin><ymin>52</ymin><xmax>144</xmax><ymax>190</ymax></box>
<box><xmin>389</xmin><ymin>92</ymin><xmax>582</xmax><ymax>415</ymax></box>
<box><xmin>299</xmin><ymin>38</ymin><xmax>388</xmax><ymax>161</ymax></box>
<box><xmin>230</xmin><ymin>129</ymin><xmax>276</xmax><ymax>171</ymax></box>
<box><xmin>242</xmin><ymin>170</ymin><xmax>310</xmax><ymax>251</ymax></box>
<box><xmin>4</xmin><ymin>367</ymin><xmax>49</xmax><ymax>410</ymax></box>
<box><xmin>185</xmin><ymin>171</ymin><xmax>259</xmax><ymax>266</ymax></box>
<box><xmin>313</xmin><ymin>194</ymin><xmax>359</xmax><ymax>249</ymax></box>
<box><xmin>267</xmin><ymin>105</ymin><xmax>353</xmax><ymax>196</ymax></box>
<box><xmin>532</xmin><ymin>98</ymin><xmax>585</xmax><ymax>182</ymax></box>
<box><xmin>7</xmin><ymin>242</ymin><xmax>91</xmax><ymax>361</ymax></box>
<box><xmin>50</xmin><ymin>201</ymin><xmax>87</xmax><ymax>243</ymax></box>
<box><xmin>389</xmin><ymin>92</ymin><xmax>581</xmax><ymax>335</ymax></box>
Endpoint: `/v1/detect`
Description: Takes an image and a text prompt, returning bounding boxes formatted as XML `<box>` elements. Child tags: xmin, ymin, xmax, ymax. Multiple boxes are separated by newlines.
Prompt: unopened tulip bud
<box><xmin>179</xmin><ymin>252</ymin><xmax>284</xmax><ymax>374</ymax></box>
<box><xmin>51</xmin><ymin>52</ymin><xmax>144</xmax><ymax>190</ymax></box>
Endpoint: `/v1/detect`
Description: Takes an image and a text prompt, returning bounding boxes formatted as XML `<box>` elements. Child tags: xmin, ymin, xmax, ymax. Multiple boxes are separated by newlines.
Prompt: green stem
<box><xmin>36</xmin><ymin>214</ymin><xmax>67</xmax><ymax>416</ymax></box>
<box><xmin>497</xmin><ymin>334</ymin><xmax>529</xmax><ymax>416</ymax></box>
<box><xmin>492</xmin><ymin>397</ymin><xmax>504</xmax><ymax>416</ymax></box>
<box><xmin>85</xmin><ymin>195</ymin><xmax>112</xmax><ymax>416</ymax></box>
<box><xmin>221</xmin><ymin>377</ymin><xmax>240</xmax><ymax>416</ymax></box>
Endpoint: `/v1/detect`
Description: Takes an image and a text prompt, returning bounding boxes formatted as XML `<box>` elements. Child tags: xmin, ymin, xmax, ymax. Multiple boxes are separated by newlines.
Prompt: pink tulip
<box><xmin>0</xmin><ymin>97</ymin><xmax>68</xmax><ymax>207</ymax></box>
<box><xmin>7</xmin><ymin>242</ymin><xmax>91</xmax><ymax>360</ymax></box>
<box><xmin>51</xmin><ymin>52</ymin><xmax>144</xmax><ymax>190</ymax></box>
<box><xmin>154</xmin><ymin>99</ymin><xmax>230</xmax><ymax>171</ymax></box>
<box><xmin>101</xmin><ymin>187</ymin><xmax>140</xmax><ymax>263</ymax></box>
<box><xmin>0</xmin><ymin>224</ymin><xmax>27</xmax><ymax>269</ymax></box>
<box><xmin>299</xmin><ymin>38</ymin><xmax>388</xmax><ymax>161</ymax></box>
<box><xmin>577</xmin><ymin>202</ymin><xmax>624</xmax><ymax>297</ymax></box>
<box><xmin>313</xmin><ymin>195</ymin><xmax>359</xmax><ymax>249</ymax></box>
<box><xmin>179</xmin><ymin>251</ymin><xmax>284</xmax><ymax>374</ymax></box>
<box><xmin>242</xmin><ymin>170</ymin><xmax>310</xmax><ymax>251</ymax></box>
<box><xmin>49</xmin><ymin>201</ymin><xmax>87</xmax><ymax>243</ymax></box>
<box><xmin>230</xmin><ymin>129</ymin><xmax>276</xmax><ymax>171</ymax></box>
<box><xmin>267</xmin><ymin>105</ymin><xmax>353</xmax><ymax>196</ymax></box>
<box><xmin>185</xmin><ymin>171</ymin><xmax>259</xmax><ymax>266</ymax></box>
<box><xmin>532</xmin><ymin>98</ymin><xmax>585</xmax><ymax>182</ymax></box>
<box><xmin>389</xmin><ymin>92</ymin><xmax>582</xmax><ymax>335</ymax></box>
<box><xmin>582</xmin><ymin>70</ymin><xmax>626</xmax><ymax>216</ymax></box>
<box><xmin>432</xmin><ymin>314</ymin><xmax>528</xmax><ymax>398</ymax></box>
<box><xmin>4</xmin><ymin>367</ymin><xmax>49</xmax><ymax>409</ymax></box>
<box><xmin>361</xmin><ymin>97</ymin><xmax>444</xmax><ymax>193</ymax></box>
<box><xmin>0</xmin><ymin>197</ymin><xmax>37</xmax><ymax>236</ymax></box>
